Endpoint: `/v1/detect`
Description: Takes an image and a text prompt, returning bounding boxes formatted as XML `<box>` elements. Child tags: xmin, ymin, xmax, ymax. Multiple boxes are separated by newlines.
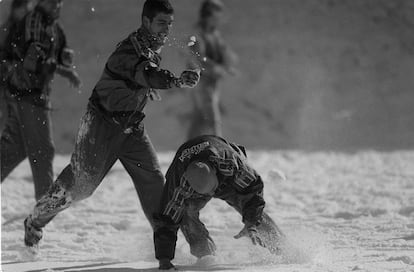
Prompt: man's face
<box><xmin>144</xmin><ymin>12</ymin><xmax>174</xmax><ymax>49</ymax></box>
<box><xmin>39</xmin><ymin>0</ymin><xmax>63</xmax><ymax>19</ymax></box>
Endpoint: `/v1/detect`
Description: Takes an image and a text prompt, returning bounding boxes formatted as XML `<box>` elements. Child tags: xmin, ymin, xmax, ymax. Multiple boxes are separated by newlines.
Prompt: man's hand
<box><xmin>68</xmin><ymin>70</ymin><xmax>82</xmax><ymax>89</ymax></box>
<box><xmin>234</xmin><ymin>224</ymin><xmax>266</xmax><ymax>248</ymax></box>
<box><xmin>175</xmin><ymin>69</ymin><xmax>200</xmax><ymax>88</ymax></box>
<box><xmin>61</xmin><ymin>48</ymin><xmax>75</xmax><ymax>67</ymax></box>
<box><xmin>159</xmin><ymin>259</ymin><xmax>176</xmax><ymax>270</ymax></box>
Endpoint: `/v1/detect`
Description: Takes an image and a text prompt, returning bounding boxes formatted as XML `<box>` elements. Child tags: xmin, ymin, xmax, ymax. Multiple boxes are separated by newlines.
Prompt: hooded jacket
<box><xmin>154</xmin><ymin>135</ymin><xmax>266</xmax><ymax>260</ymax></box>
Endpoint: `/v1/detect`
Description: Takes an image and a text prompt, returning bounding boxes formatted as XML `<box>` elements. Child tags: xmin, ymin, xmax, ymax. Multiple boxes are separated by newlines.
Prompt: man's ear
<box><xmin>142</xmin><ymin>16</ymin><xmax>151</xmax><ymax>29</ymax></box>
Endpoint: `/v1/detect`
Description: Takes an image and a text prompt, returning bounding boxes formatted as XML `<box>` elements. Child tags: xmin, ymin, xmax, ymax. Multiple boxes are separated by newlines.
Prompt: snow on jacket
<box><xmin>91</xmin><ymin>27</ymin><xmax>178</xmax><ymax>113</ymax></box>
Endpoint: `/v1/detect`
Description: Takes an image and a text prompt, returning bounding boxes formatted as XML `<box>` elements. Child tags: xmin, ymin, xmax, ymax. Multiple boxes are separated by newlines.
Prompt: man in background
<box><xmin>1</xmin><ymin>0</ymin><xmax>81</xmax><ymax>200</ymax></box>
<box><xmin>0</xmin><ymin>0</ymin><xmax>35</xmax><ymax>134</ymax></box>
<box><xmin>187</xmin><ymin>0</ymin><xmax>237</xmax><ymax>139</ymax></box>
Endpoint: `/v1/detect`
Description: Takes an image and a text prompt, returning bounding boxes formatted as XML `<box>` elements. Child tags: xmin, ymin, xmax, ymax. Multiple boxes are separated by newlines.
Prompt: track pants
<box><xmin>187</xmin><ymin>81</ymin><xmax>222</xmax><ymax>139</ymax></box>
<box><xmin>1</xmin><ymin>98</ymin><xmax>54</xmax><ymax>200</ymax></box>
<box><xmin>28</xmin><ymin>104</ymin><xmax>165</xmax><ymax>229</ymax></box>
<box><xmin>0</xmin><ymin>85</ymin><xmax>7</xmax><ymax>135</ymax></box>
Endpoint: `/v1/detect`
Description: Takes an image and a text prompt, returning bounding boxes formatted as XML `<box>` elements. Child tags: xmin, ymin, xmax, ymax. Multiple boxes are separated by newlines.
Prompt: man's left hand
<box><xmin>234</xmin><ymin>224</ymin><xmax>266</xmax><ymax>248</ymax></box>
<box><xmin>68</xmin><ymin>71</ymin><xmax>82</xmax><ymax>89</ymax></box>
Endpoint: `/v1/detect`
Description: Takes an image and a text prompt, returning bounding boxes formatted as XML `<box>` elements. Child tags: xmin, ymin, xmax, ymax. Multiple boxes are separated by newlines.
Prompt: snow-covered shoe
<box><xmin>24</xmin><ymin>216</ymin><xmax>43</xmax><ymax>247</ymax></box>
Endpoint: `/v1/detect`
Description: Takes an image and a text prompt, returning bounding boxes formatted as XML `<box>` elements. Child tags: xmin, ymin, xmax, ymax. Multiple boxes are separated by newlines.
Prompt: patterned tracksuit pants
<box><xmin>28</xmin><ymin>104</ymin><xmax>165</xmax><ymax>230</ymax></box>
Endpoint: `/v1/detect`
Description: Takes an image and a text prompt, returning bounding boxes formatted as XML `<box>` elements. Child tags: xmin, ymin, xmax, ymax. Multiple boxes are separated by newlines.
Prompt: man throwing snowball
<box><xmin>23</xmin><ymin>0</ymin><xmax>200</xmax><ymax>250</ymax></box>
<box><xmin>153</xmin><ymin>135</ymin><xmax>285</xmax><ymax>270</ymax></box>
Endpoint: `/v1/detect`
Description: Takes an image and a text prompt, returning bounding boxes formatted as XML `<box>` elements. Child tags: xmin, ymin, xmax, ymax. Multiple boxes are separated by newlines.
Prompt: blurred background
<box><xmin>1</xmin><ymin>0</ymin><xmax>414</xmax><ymax>153</ymax></box>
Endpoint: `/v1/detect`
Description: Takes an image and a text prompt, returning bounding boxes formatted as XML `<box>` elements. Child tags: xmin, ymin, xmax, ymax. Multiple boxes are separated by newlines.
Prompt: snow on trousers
<box><xmin>1</xmin><ymin>98</ymin><xmax>54</xmax><ymax>200</ymax></box>
<box><xmin>28</xmin><ymin>104</ymin><xmax>165</xmax><ymax>229</ymax></box>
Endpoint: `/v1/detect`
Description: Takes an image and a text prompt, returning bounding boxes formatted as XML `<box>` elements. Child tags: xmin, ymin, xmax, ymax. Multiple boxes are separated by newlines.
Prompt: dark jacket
<box><xmin>91</xmin><ymin>27</ymin><xmax>178</xmax><ymax>114</ymax></box>
<box><xmin>154</xmin><ymin>135</ymin><xmax>266</xmax><ymax>260</ymax></box>
<box><xmin>4</xmin><ymin>6</ymin><xmax>68</xmax><ymax>101</ymax></box>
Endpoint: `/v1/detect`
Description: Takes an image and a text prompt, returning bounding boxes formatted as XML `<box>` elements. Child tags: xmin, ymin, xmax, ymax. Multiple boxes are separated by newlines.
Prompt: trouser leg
<box><xmin>1</xmin><ymin>101</ymin><xmax>27</xmax><ymax>182</ymax></box>
<box><xmin>180</xmin><ymin>196</ymin><xmax>216</xmax><ymax>258</ymax></box>
<box><xmin>119</xmin><ymin>126</ymin><xmax>164</xmax><ymax>229</ymax></box>
<box><xmin>0</xmin><ymin>86</ymin><xmax>8</xmax><ymax>136</ymax></box>
<box><xmin>210</xmin><ymin>88</ymin><xmax>222</xmax><ymax>137</ymax></box>
<box><xmin>188</xmin><ymin>84</ymin><xmax>222</xmax><ymax>138</ymax></box>
<box><xmin>16</xmin><ymin>101</ymin><xmax>55</xmax><ymax>200</ymax></box>
<box><xmin>29</xmin><ymin>106</ymin><xmax>118</xmax><ymax>229</ymax></box>
<box><xmin>187</xmin><ymin>87</ymin><xmax>204</xmax><ymax>139</ymax></box>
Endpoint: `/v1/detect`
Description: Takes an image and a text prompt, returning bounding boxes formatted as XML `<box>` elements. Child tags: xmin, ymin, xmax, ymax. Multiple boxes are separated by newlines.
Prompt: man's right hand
<box><xmin>176</xmin><ymin>69</ymin><xmax>200</xmax><ymax>88</ymax></box>
<box><xmin>159</xmin><ymin>259</ymin><xmax>176</xmax><ymax>270</ymax></box>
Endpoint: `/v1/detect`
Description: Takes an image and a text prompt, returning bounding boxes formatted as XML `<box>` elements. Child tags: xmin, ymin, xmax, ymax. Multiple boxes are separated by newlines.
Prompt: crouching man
<box><xmin>153</xmin><ymin>135</ymin><xmax>285</xmax><ymax>270</ymax></box>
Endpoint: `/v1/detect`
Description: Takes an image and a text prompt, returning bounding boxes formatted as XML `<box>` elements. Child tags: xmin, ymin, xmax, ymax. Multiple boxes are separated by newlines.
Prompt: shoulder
<box><xmin>24</xmin><ymin>10</ymin><xmax>42</xmax><ymax>25</ymax></box>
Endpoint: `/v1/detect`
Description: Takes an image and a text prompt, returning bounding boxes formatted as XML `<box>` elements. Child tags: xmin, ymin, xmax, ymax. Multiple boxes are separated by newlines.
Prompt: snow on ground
<box><xmin>1</xmin><ymin>151</ymin><xmax>414</xmax><ymax>272</ymax></box>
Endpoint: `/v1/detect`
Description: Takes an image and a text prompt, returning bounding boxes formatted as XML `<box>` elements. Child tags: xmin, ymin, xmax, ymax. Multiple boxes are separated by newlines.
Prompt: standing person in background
<box><xmin>23</xmin><ymin>0</ymin><xmax>200</xmax><ymax>252</ymax></box>
<box><xmin>1</xmin><ymin>0</ymin><xmax>82</xmax><ymax>200</ymax></box>
<box><xmin>187</xmin><ymin>0</ymin><xmax>237</xmax><ymax>139</ymax></box>
<box><xmin>0</xmin><ymin>0</ymin><xmax>35</xmax><ymax>135</ymax></box>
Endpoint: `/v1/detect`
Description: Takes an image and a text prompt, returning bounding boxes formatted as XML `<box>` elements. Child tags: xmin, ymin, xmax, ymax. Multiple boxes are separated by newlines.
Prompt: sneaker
<box><xmin>24</xmin><ymin>216</ymin><xmax>43</xmax><ymax>247</ymax></box>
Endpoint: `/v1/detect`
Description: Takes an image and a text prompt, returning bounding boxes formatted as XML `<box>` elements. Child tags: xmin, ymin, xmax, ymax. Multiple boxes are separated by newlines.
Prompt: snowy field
<box><xmin>1</xmin><ymin>151</ymin><xmax>414</xmax><ymax>272</ymax></box>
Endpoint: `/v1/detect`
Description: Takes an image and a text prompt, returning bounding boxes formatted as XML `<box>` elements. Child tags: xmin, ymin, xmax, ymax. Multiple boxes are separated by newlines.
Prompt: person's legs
<box><xmin>119</xmin><ymin>126</ymin><xmax>165</xmax><ymax>228</ymax></box>
<box><xmin>187</xmin><ymin>87</ymin><xmax>205</xmax><ymax>139</ymax></box>
<box><xmin>1</xmin><ymin>101</ymin><xmax>27</xmax><ymax>181</ymax></box>
<box><xmin>210</xmin><ymin>86</ymin><xmax>222</xmax><ymax>136</ymax></box>
<box><xmin>16</xmin><ymin>101</ymin><xmax>55</xmax><ymax>200</ymax></box>
<box><xmin>0</xmin><ymin>86</ymin><xmax>8</xmax><ymax>136</ymax></box>
<box><xmin>189</xmin><ymin>83</ymin><xmax>221</xmax><ymax>138</ymax></box>
<box><xmin>25</xmin><ymin>106</ymin><xmax>119</xmax><ymax>246</ymax></box>
<box><xmin>180</xmin><ymin>196</ymin><xmax>216</xmax><ymax>258</ymax></box>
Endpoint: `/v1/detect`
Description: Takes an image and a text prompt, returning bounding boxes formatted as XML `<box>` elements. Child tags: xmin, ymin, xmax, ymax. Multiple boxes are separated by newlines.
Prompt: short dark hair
<box><xmin>142</xmin><ymin>0</ymin><xmax>174</xmax><ymax>21</ymax></box>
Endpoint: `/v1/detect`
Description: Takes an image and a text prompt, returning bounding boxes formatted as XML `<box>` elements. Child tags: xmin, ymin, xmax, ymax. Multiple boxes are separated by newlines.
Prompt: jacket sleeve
<box><xmin>231</xmin><ymin>146</ymin><xmax>266</xmax><ymax>227</ymax></box>
<box><xmin>106</xmin><ymin>41</ymin><xmax>177</xmax><ymax>90</ymax></box>
<box><xmin>153</xmin><ymin>162</ymin><xmax>187</xmax><ymax>261</ymax></box>
<box><xmin>238</xmin><ymin>173</ymin><xmax>266</xmax><ymax>227</ymax></box>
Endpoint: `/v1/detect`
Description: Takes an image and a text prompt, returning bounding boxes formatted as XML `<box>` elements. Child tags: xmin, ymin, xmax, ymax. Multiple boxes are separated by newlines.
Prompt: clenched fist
<box><xmin>175</xmin><ymin>69</ymin><xmax>200</xmax><ymax>88</ymax></box>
